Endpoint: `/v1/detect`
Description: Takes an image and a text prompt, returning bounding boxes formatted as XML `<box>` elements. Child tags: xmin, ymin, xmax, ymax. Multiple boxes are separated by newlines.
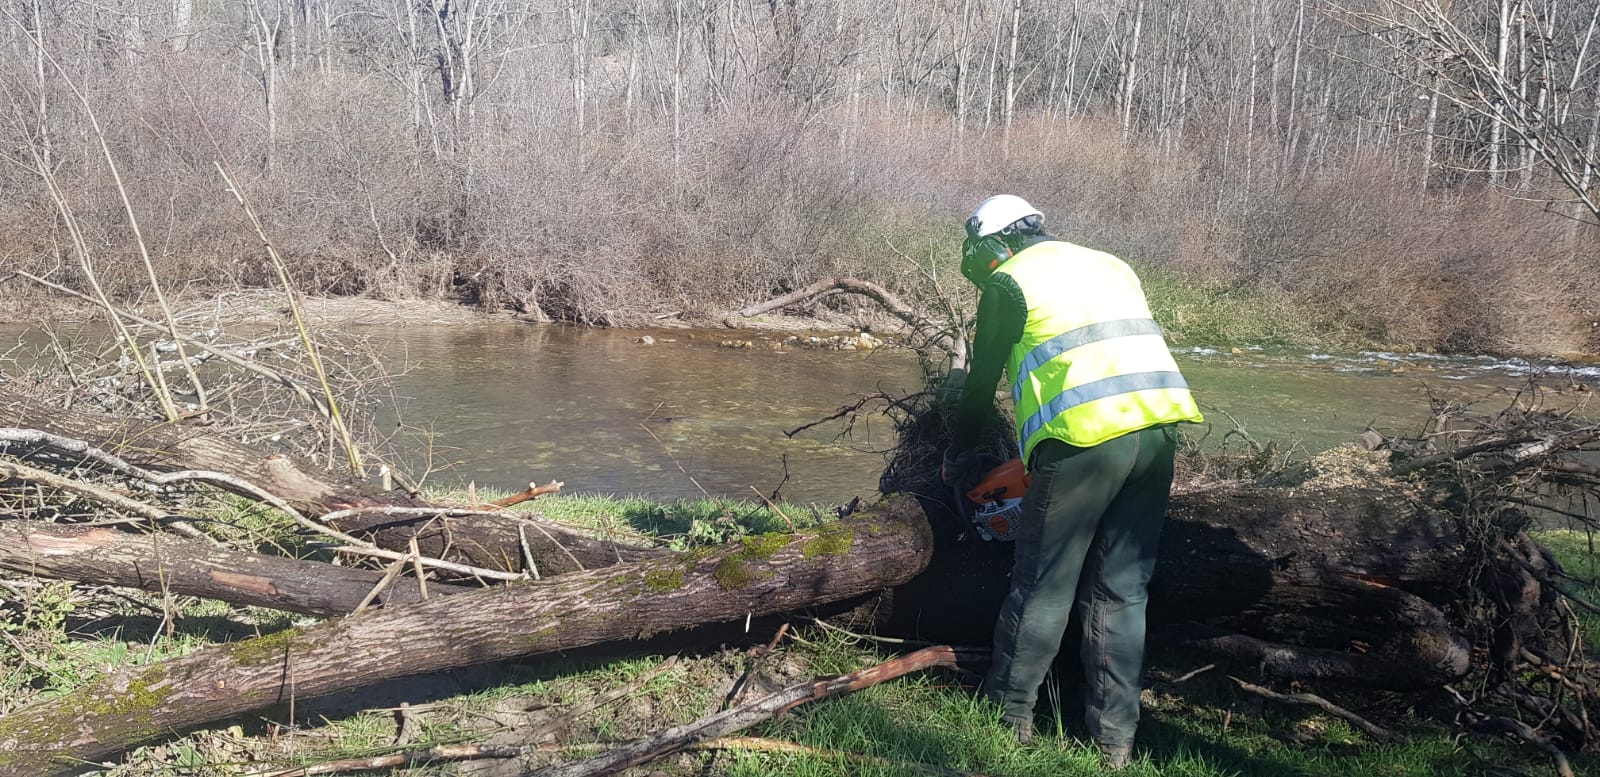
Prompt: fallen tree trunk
<box><xmin>866</xmin><ymin>379</ymin><xmax>1600</xmax><ymax>754</ymax></box>
<box><xmin>0</xmin><ymin>386</ymin><xmax>407</xmax><ymax>517</ymax></box>
<box><xmin>0</xmin><ymin>395</ymin><xmax>1514</xmax><ymax>692</ymax></box>
<box><xmin>5</xmin><ymin>362</ymin><xmax>1596</xmax><ymax>755</ymax></box>
<box><xmin>871</xmin><ymin>481</ymin><xmax>1477</xmax><ymax>690</ymax></box>
<box><xmin>0</xmin><ymin>520</ymin><xmax>475</xmax><ymax>616</ymax></box>
<box><xmin>0</xmin><ymin>387</ymin><xmax>651</xmax><ymax>574</ymax></box>
<box><xmin>0</xmin><ymin>494</ymin><xmax>933</xmax><ymax>776</ymax></box>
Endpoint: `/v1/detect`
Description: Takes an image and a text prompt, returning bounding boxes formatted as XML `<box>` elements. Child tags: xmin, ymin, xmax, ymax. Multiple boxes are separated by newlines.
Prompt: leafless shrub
<box><xmin>1</xmin><ymin>1</ymin><xmax>1596</xmax><ymax>355</ymax></box>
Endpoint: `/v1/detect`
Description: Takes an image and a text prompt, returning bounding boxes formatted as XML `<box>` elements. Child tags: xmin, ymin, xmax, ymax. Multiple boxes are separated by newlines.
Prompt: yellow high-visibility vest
<box><xmin>993</xmin><ymin>240</ymin><xmax>1203</xmax><ymax>465</ymax></box>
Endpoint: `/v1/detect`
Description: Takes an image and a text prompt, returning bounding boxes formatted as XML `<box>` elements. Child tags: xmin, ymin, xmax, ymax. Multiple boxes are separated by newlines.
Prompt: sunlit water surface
<box><xmin>365</xmin><ymin>326</ymin><xmax>1597</xmax><ymax>503</ymax></box>
<box><xmin>4</xmin><ymin>322</ymin><xmax>1595</xmax><ymax>505</ymax></box>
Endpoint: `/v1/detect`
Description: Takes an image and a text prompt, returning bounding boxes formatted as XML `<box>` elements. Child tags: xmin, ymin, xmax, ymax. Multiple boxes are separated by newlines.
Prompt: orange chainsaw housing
<box><xmin>960</xmin><ymin>458</ymin><xmax>1030</xmax><ymax>541</ymax></box>
<box><xmin>964</xmin><ymin>458</ymin><xmax>1030</xmax><ymax>505</ymax></box>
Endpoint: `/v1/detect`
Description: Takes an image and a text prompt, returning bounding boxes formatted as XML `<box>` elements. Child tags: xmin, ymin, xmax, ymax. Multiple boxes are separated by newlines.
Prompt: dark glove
<box><xmin>941</xmin><ymin>449</ymin><xmax>982</xmax><ymax>490</ymax></box>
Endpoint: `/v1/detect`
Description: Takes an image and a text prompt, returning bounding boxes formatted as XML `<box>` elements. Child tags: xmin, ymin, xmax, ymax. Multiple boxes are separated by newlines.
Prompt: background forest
<box><xmin>1</xmin><ymin>0</ymin><xmax>1598</xmax><ymax>354</ymax></box>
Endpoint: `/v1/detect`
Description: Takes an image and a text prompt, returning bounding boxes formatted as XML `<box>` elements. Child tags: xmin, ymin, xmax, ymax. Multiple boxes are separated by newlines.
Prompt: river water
<box><xmin>5</xmin><ymin>321</ymin><xmax>1597</xmax><ymax>505</ymax></box>
<box><xmin>359</xmin><ymin>324</ymin><xmax>1599</xmax><ymax>504</ymax></box>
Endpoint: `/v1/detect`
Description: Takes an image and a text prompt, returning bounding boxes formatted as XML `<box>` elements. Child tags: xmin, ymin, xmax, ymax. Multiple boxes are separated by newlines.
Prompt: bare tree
<box><xmin>245</xmin><ymin>0</ymin><xmax>282</xmax><ymax>175</ymax></box>
<box><xmin>1117</xmin><ymin>0</ymin><xmax>1145</xmax><ymax>143</ymax></box>
<box><xmin>1001</xmin><ymin>0</ymin><xmax>1022</xmax><ymax>155</ymax></box>
<box><xmin>1334</xmin><ymin>1</ymin><xmax>1600</xmax><ymax>224</ymax></box>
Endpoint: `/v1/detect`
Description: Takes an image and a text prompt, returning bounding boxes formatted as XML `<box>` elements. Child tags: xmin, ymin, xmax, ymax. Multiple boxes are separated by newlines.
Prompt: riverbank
<box><xmin>0</xmin><ymin>288</ymin><xmax>919</xmax><ymax>345</ymax></box>
<box><xmin>6</xmin><ymin>281</ymin><xmax>1596</xmax><ymax>362</ymax></box>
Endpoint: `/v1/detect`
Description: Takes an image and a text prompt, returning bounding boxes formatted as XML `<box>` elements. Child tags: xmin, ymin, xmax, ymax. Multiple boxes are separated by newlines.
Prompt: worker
<box><xmin>942</xmin><ymin>194</ymin><xmax>1203</xmax><ymax>769</ymax></box>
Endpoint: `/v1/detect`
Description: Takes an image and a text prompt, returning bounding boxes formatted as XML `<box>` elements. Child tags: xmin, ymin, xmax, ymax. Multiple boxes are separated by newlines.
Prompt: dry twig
<box><xmin>1230</xmin><ymin>676</ymin><xmax>1395</xmax><ymax>742</ymax></box>
<box><xmin>525</xmin><ymin>645</ymin><xmax>959</xmax><ymax>777</ymax></box>
<box><xmin>248</xmin><ymin>743</ymin><xmax>542</xmax><ymax>777</ymax></box>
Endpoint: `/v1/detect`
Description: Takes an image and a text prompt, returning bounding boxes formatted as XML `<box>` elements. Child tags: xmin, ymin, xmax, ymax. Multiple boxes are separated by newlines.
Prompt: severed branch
<box><xmin>251</xmin><ymin>658</ymin><xmax>688</xmax><ymax>777</ymax></box>
<box><xmin>525</xmin><ymin>645</ymin><xmax>959</xmax><ymax>777</ymax></box>
<box><xmin>784</xmin><ymin>392</ymin><xmax>904</xmax><ymax>439</ymax></box>
<box><xmin>0</xmin><ymin>459</ymin><xmax>213</xmax><ymax>542</ymax></box>
<box><xmin>1230</xmin><ymin>677</ymin><xmax>1396</xmax><ymax>742</ymax></box>
<box><xmin>0</xmin><ymin>427</ymin><xmax>535</xmax><ymax>583</ymax></box>
<box><xmin>1</xmin><ymin>425</ymin><xmax>576</xmax><ymax>581</ymax></box>
<box><xmin>1506</xmin><ymin>429</ymin><xmax>1600</xmax><ymax>471</ymax></box>
<box><xmin>1387</xmin><ymin>422</ymin><xmax>1600</xmax><ymax>479</ymax></box>
<box><xmin>2</xmin><ymin>396</ymin><xmax>655</xmax><ymax>576</ymax></box>
<box><xmin>483</xmin><ymin>480</ymin><xmax>564</xmax><ymax>510</ymax></box>
<box><xmin>316</xmin><ymin>543</ymin><xmax>527</xmax><ymax>583</ymax></box>
<box><xmin>249</xmin><ymin>744</ymin><xmax>541</xmax><ymax>777</ymax></box>
<box><xmin>1545</xmin><ymin>459</ymin><xmax>1600</xmax><ymax>478</ymax></box>
<box><xmin>249</xmin><ymin>658</ymin><xmax>684</xmax><ymax>776</ymax></box>
<box><xmin>14</xmin><ymin>272</ymin><xmax>345</xmax><ymax>424</ymax></box>
<box><xmin>1388</xmin><ymin>435</ymin><xmax>1539</xmax><ymax>476</ymax></box>
<box><xmin>321</xmin><ymin>504</ymin><xmax>661</xmax><ymax>577</ymax></box>
<box><xmin>1168</xmin><ymin>573</ymin><xmax>1471</xmax><ymax>691</ymax></box>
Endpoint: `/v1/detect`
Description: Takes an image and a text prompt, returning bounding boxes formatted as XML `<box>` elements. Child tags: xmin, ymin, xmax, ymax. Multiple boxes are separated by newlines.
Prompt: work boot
<box><xmin>1002</xmin><ymin>714</ymin><xmax>1034</xmax><ymax>745</ymax></box>
<box><xmin>1099</xmin><ymin>742</ymin><xmax>1133</xmax><ymax>770</ymax></box>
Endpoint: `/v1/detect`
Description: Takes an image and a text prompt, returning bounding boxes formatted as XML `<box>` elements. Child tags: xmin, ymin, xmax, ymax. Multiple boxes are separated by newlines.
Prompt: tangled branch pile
<box><xmin>868</xmin><ymin>376</ymin><xmax>1600</xmax><ymax>770</ymax></box>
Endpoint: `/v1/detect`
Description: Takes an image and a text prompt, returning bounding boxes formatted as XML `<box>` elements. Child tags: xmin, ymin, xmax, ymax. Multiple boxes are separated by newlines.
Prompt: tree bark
<box><xmin>875</xmin><ymin>478</ymin><xmax>1477</xmax><ymax>690</ymax></box>
<box><xmin>1001</xmin><ymin>0</ymin><xmax>1022</xmax><ymax>156</ymax></box>
<box><xmin>0</xmin><ymin>387</ymin><xmax>406</xmax><ymax>516</ymax></box>
<box><xmin>0</xmin><ymin>520</ymin><xmax>475</xmax><ymax>617</ymax></box>
<box><xmin>0</xmin><ymin>495</ymin><xmax>933</xmax><ymax>776</ymax></box>
<box><xmin>0</xmin><ymin>387</ymin><xmax>643</xmax><ymax>574</ymax></box>
<box><xmin>0</xmin><ymin>385</ymin><xmax>1502</xmax><ymax>692</ymax></box>
<box><xmin>1118</xmin><ymin>0</ymin><xmax>1146</xmax><ymax>144</ymax></box>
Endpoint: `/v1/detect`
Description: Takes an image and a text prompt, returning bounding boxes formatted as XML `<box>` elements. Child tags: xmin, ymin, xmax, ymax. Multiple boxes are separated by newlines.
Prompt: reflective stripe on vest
<box><xmin>993</xmin><ymin>240</ymin><xmax>1202</xmax><ymax>461</ymax></box>
<box><xmin>1011</xmin><ymin>318</ymin><xmax>1167</xmax><ymax>403</ymax></box>
<box><xmin>1015</xmin><ymin>370</ymin><xmax>1191</xmax><ymax>448</ymax></box>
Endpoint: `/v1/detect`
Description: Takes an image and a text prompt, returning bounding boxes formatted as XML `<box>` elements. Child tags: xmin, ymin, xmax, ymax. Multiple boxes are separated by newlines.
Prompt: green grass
<box><xmin>0</xmin><ymin>580</ymin><xmax>295</xmax><ymax>719</ymax></box>
<box><xmin>704</xmin><ymin>628</ymin><xmax>1582</xmax><ymax>777</ymax></box>
<box><xmin>8</xmin><ymin>498</ymin><xmax>1596</xmax><ymax>775</ymax></box>
<box><xmin>425</xmin><ymin>487</ymin><xmax>822</xmax><ymax>548</ymax></box>
<box><xmin>184</xmin><ymin>492</ymin><xmax>322</xmax><ymax>558</ymax></box>
<box><xmin>97</xmin><ymin>627</ymin><xmax>1576</xmax><ymax>777</ymax></box>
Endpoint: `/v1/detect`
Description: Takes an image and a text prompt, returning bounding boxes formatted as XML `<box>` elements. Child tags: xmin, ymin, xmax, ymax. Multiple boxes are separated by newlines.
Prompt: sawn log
<box><xmin>0</xmin><ymin>520</ymin><xmax>474</xmax><ymax>616</ymax></box>
<box><xmin>0</xmin><ymin>494</ymin><xmax>933</xmax><ymax>776</ymax></box>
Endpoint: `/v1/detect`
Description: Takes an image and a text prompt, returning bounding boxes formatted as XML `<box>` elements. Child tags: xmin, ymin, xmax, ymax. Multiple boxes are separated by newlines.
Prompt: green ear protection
<box><xmin>961</xmin><ymin>216</ymin><xmax>1010</xmax><ymax>285</ymax></box>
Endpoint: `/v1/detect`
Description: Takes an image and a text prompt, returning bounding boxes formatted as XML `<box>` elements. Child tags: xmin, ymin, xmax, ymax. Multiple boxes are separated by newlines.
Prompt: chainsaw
<box><xmin>955</xmin><ymin>457</ymin><xmax>1030</xmax><ymax>542</ymax></box>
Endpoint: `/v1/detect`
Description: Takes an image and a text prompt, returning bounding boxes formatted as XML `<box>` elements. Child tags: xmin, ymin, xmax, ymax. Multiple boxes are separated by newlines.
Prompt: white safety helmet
<box><xmin>967</xmin><ymin>194</ymin><xmax>1042</xmax><ymax>238</ymax></box>
<box><xmin>961</xmin><ymin>194</ymin><xmax>1044</xmax><ymax>285</ymax></box>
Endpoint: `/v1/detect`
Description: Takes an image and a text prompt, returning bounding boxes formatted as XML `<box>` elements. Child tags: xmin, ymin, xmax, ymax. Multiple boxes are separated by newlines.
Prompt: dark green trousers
<box><xmin>983</xmin><ymin>423</ymin><xmax>1177</xmax><ymax>747</ymax></box>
